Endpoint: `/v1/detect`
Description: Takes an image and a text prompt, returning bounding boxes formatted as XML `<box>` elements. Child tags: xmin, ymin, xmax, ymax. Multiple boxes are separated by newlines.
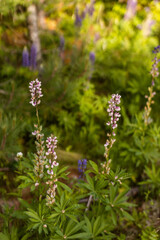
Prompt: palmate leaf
<box><xmin>21</xmin><ymin>232</ymin><xmax>33</xmax><ymax>240</ymax></box>
<box><xmin>122</xmin><ymin>210</ymin><xmax>134</xmax><ymax>221</ymax></box>
<box><xmin>0</xmin><ymin>233</ymin><xmax>9</xmax><ymax>240</ymax></box>
<box><xmin>52</xmin><ymin>220</ymin><xmax>86</xmax><ymax>239</ymax></box>
<box><xmin>89</xmin><ymin>160</ymin><xmax>99</xmax><ymax>173</ymax></box>
<box><xmin>57</xmin><ymin>181</ymin><xmax>72</xmax><ymax>193</ymax></box>
<box><xmin>67</xmin><ymin>232</ymin><xmax>90</xmax><ymax>239</ymax></box>
<box><xmin>84</xmin><ymin>216</ymin><xmax>92</xmax><ymax>233</ymax></box>
<box><xmin>83</xmin><ymin>216</ymin><xmax>114</xmax><ymax>239</ymax></box>
<box><xmin>93</xmin><ymin>216</ymin><xmax>101</xmax><ymax>236</ymax></box>
<box><xmin>65</xmin><ymin>219</ymin><xmax>84</xmax><ymax>236</ymax></box>
<box><xmin>25</xmin><ymin>208</ymin><xmax>41</xmax><ymax>222</ymax></box>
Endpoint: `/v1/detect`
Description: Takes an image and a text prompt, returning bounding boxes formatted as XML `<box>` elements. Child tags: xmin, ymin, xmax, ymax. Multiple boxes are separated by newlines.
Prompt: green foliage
<box><xmin>140</xmin><ymin>227</ymin><xmax>159</xmax><ymax>240</ymax></box>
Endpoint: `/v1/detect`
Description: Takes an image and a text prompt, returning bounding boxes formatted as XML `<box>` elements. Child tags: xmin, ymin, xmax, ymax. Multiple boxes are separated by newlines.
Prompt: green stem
<box><xmin>36</xmin><ymin>106</ymin><xmax>40</xmax><ymax>127</ymax></box>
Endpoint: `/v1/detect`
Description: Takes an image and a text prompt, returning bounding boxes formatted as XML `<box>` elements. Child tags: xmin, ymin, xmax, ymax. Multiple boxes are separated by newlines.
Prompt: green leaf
<box><xmin>84</xmin><ymin>216</ymin><xmax>92</xmax><ymax>233</ymax></box>
<box><xmin>68</xmin><ymin>233</ymin><xmax>91</xmax><ymax>239</ymax></box>
<box><xmin>18</xmin><ymin>198</ymin><xmax>30</xmax><ymax>208</ymax></box>
<box><xmin>89</xmin><ymin>160</ymin><xmax>99</xmax><ymax>173</ymax></box>
<box><xmin>86</xmin><ymin>174</ymin><xmax>94</xmax><ymax>189</ymax></box>
<box><xmin>48</xmin><ymin>213</ymin><xmax>60</xmax><ymax>219</ymax></box>
<box><xmin>25</xmin><ymin>209</ymin><xmax>41</xmax><ymax>222</ymax></box>
<box><xmin>65</xmin><ymin>220</ymin><xmax>84</xmax><ymax>236</ymax></box>
<box><xmin>21</xmin><ymin>232</ymin><xmax>33</xmax><ymax>240</ymax></box>
<box><xmin>58</xmin><ymin>166</ymin><xmax>68</xmax><ymax>175</ymax></box>
<box><xmin>0</xmin><ymin>233</ymin><xmax>9</xmax><ymax>240</ymax></box>
<box><xmin>111</xmin><ymin>210</ymin><xmax>117</xmax><ymax>225</ymax></box>
<box><xmin>57</xmin><ymin>182</ymin><xmax>72</xmax><ymax>193</ymax></box>
<box><xmin>93</xmin><ymin>216</ymin><xmax>101</xmax><ymax>236</ymax></box>
<box><xmin>122</xmin><ymin>210</ymin><xmax>134</xmax><ymax>221</ymax></box>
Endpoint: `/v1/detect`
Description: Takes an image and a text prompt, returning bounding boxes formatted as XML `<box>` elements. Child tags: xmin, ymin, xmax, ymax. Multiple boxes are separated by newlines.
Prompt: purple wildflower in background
<box><xmin>78</xmin><ymin>159</ymin><xmax>87</xmax><ymax>179</ymax></box>
<box><xmin>150</xmin><ymin>45</ymin><xmax>160</xmax><ymax>78</ymax></box>
<box><xmin>124</xmin><ymin>0</ymin><xmax>137</xmax><ymax>20</ymax></box>
<box><xmin>88</xmin><ymin>0</ymin><xmax>95</xmax><ymax>16</ymax></box>
<box><xmin>22</xmin><ymin>47</ymin><xmax>29</xmax><ymax>67</ymax></box>
<box><xmin>29</xmin><ymin>79</ymin><xmax>43</xmax><ymax>107</ymax></box>
<box><xmin>75</xmin><ymin>8</ymin><xmax>82</xmax><ymax>27</ymax></box>
<box><xmin>89</xmin><ymin>52</ymin><xmax>95</xmax><ymax>65</ymax></box>
<box><xmin>30</xmin><ymin>44</ymin><xmax>37</xmax><ymax>69</ymax></box>
<box><xmin>94</xmin><ymin>33</ymin><xmax>100</xmax><ymax>42</ymax></box>
<box><xmin>59</xmin><ymin>35</ymin><xmax>65</xmax><ymax>51</ymax></box>
<box><xmin>81</xmin><ymin>9</ymin><xmax>86</xmax><ymax>20</ymax></box>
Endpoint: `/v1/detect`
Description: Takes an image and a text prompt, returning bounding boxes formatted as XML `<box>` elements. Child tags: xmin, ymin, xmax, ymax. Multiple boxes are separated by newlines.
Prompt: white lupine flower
<box><xmin>17</xmin><ymin>152</ymin><xmax>23</xmax><ymax>158</ymax></box>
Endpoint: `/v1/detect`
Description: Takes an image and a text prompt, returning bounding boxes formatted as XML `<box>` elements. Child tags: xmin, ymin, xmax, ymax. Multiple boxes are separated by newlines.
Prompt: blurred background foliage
<box><xmin>1</xmin><ymin>0</ymin><xmax>160</xmax><ymax>176</ymax></box>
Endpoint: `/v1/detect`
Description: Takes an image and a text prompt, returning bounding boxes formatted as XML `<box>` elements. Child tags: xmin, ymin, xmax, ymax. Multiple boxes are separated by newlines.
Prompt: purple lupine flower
<box><xmin>78</xmin><ymin>159</ymin><xmax>87</xmax><ymax>178</ymax></box>
<box><xmin>29</xmin><ymin>79</ymin><xmax>43</xmax><ymax>107</ymax></box>
<box><xmin>89</xmin><ymin>52</ymin><xmax>95</xmax><ymax>65</ymax></box>
<box><xmin>59</xmin><ymin>35</ymin><xmax>65</xmax><ymax>51</ymax></box>
<box><xmin>22</xmin><ymin>47</ymin><xmax>29</xmax><ymax>67</ymax></box>
<box><xmin>30</xmin><ymin>44</ymin><xmax>37</xmax><ymax>69</ymax></box>
<box><xmin>81</xmin><ymin>9</ymin><xmax>86</xmax><ymax>20</ymax></box>
<box><xmin>106</xmin><ymin>94</ymin><xmax>121</xmax><ymax>135</ymax></box>
<box><xmin>150</xmin><ymin>46</ymin><xmax>160</xmax><ymax>78</ymax></box>
<box><xmin>124</xmin><ymin>0</ymin><xmax>137</xmax><ymax>20</ymax></box>
<box><xmin>75</xmin><ymin>8</ymin><xmax>82</xmax><ymax>27</ymax></box>
<box><xmin>88</xmin><ymin>0</ymin><xmax>95</xmax><ymax>16</ymax></box>
<box><xmin>94</xmin><ymin>33</ymin><xmax>100</xmax><ymax>42</ymax></box>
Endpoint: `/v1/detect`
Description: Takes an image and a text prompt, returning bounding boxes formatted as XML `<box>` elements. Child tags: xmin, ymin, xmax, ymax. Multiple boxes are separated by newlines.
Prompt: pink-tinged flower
<box><xmin>104</xmin><ymin>94</ymin><xmax>121</xmax><ymax>161</ymax></box>
<box><xmin>29</xmin><ymin>79</ymin><xmax>43</xmax><ymax>107</ymax></box>
<box><xmin>46</xmin><ymin>136</ymin><xmax>58</xmax><ymax>159</ymax></box>
<box><xmin>106</xmin><ymin>94</ymin><xmax>121</xmax><ymax>134</ymax></box>
<box><xmin>45</xmin><ymin>134</ymin><xmax>59</xmax><ymax>206</ymax></box>
<box><xmin>32</xmin><ymin>124</ymin><xmax>46</xmax><ymax>179</ymax></box>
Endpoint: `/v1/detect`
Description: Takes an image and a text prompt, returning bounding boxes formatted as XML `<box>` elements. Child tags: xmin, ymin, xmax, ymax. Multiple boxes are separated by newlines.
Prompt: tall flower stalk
<box><xmin>144</xmin><ymin>46</ymin><xmax>160</xmax><ymax>126</ymax></box>
<box><xmin>29</xmin><ymin>79</ymin><xmax>45</xmax><ymax>183</ymax></box>
<box><xmin>29</xmin><ymin>79</ymin><xmax>59</xmax><ymax>206</ymax></box>
<box><xmin>102</xmin><ymin>94</ymin><xmax>121</xmax><ymax>175</ymax></box>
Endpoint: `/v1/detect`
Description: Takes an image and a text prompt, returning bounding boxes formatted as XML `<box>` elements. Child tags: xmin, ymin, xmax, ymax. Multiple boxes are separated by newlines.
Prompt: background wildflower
<box><xmin>78</xmin><ymin>159</ymin><xmax>87</xmax><ymax>179</ymax></box>
<box><xmin>75</xmin><ymin>8</ymin><xmax>82</xmax><ymax>27</ymax></box>
<box><xmin>22</xmin><ymin>47</ymin><xmax>29</xmax><ymax>67</ymax></box>
<box><xmin>30</xmin><ymin>44</ymin><xmax>37</xmax><ymax>69</ymax></box>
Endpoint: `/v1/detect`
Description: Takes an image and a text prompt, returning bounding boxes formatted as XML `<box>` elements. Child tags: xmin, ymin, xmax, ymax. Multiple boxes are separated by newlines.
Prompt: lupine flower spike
<box><xmin>45</xmin><ymin>135</ymin><xmax>59</xmax><ymax>206</ymax></box>
<box><xmin>22</xmin><ymin>47</ymin><xmax>29</xmax><ymax>67</ymax></box>
<box><xmin>29</xmin><ymin>79</ymin><xmax>43</xmax><ymax>107</ymax></box>
<box><xmin>88</xmin><ymin>0</ymin><xmax>95</xmax><ymax>16</ymax></box>
<box><xmin>30</xmin><ymin>44</ymin><xmax>37</xmax><ymax>70</ymax></box>
<box><xmin>89</xmin><ymin>52</ymin><xmax>95</xmax><ymax>65</ymax></box>
<box><xmin>32</xmin><ymin>124</ymin><xmax>46</xmax><ymax>180</ymax></box>
<box><xmin>59</xmin><ymin>36</ymin><xmax>65</xmax><ymax>52</ymax></box>
<box><xmin>78</xmin><ymin>159</ymin><xmax>87</xmax><ymax>179</ymax></box>
<box><xmin>75</xmin><ymin>8</ymin><xmax>82</xmax><ymax>27</ymax></box>
<box><xmin>89</xmin><ymin>51</ymin><xmax>95</xmax><ymax>79</ymax></box>
<box><xmin>29</xmin><ymin>79</ymin><xmax>45</xmax><ymax>182</ymax></box>
<box><xmin>102</xmin><ymin>94</ymin><xmax>121</xmax><ymax>175</ymax></box>
<box><xmin>144</xmin><ymin>46</ymin><xmax>160</xmax><ymax>125</ymax></box>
